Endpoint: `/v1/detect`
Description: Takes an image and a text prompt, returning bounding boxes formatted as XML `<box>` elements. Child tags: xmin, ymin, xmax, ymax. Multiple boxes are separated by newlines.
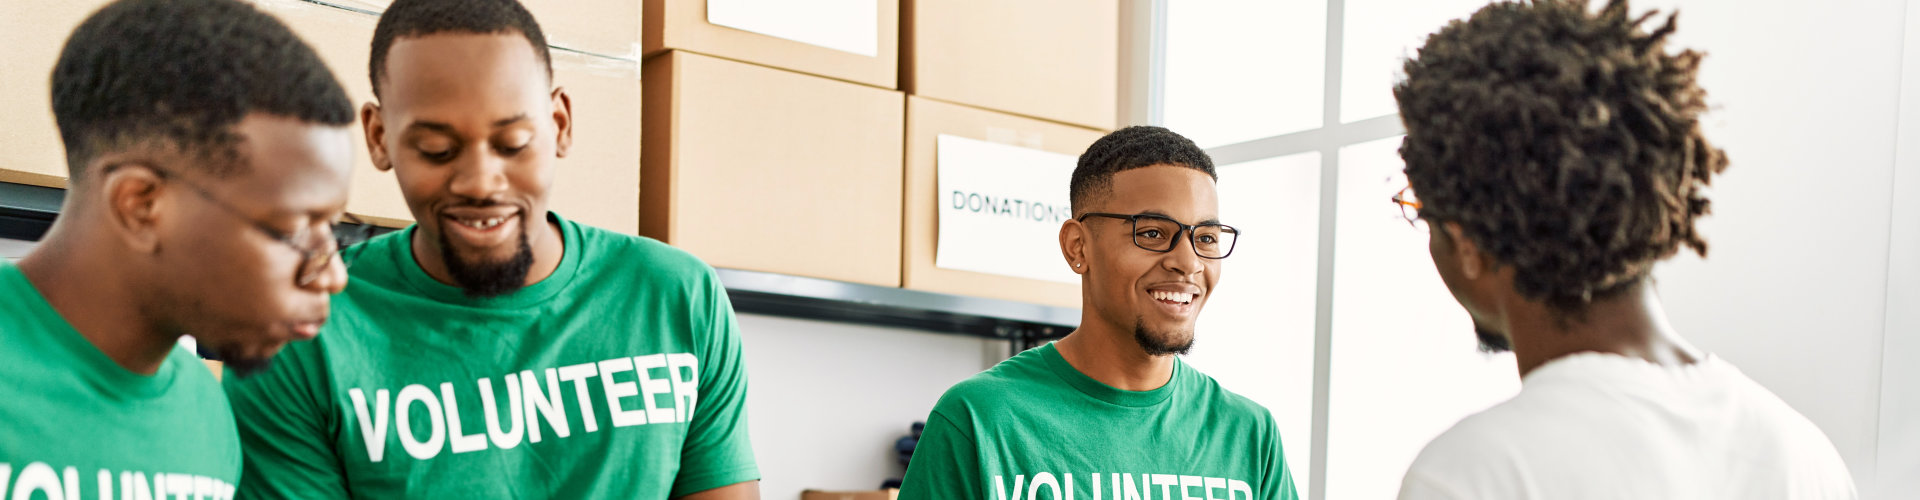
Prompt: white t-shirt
<box><xmin>1398</xmin><ymin>352</ymin><xmax>1856</xmax><ymax>500</ymax></box>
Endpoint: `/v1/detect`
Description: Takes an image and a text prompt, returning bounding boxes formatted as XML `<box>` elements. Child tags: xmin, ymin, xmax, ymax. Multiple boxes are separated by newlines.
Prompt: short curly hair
<box><xmin>1071</xmin><ymin>126</ymin><xmax>1217</xmax><ymax>216</ymax></box>
<box><xmin>1396</xmin><ymin>0</ymin><xmax>1727</xmax><ymax>314</ymax></box>
<box><xmin>52</xmin><ymin>0</ymin><xmax>353</xmax><ymax>182</ymax></box>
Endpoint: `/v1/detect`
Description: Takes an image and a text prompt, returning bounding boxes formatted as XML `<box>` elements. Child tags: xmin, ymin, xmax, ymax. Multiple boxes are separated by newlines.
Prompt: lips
<box><xmin>289</xmin><ymin>319</ymin><xmax>324</xmax><ymax>340</ymax></box>
<box><xmin>1144</xmin><ymin>283</ymin><xmax>1203</xmax><ymax>316</ymax></box>
<box><xmin>1150</xmin><ymin>290</ymin><xmax>1195</xmax><ymax>304</ymax></box>
<box><xmin>438</xmin><ymin>207</ymin><xmax>521</xmax><ymax>249</ymax></box>
<box><xmin>454</xmin><ymin>216</ymin><xmax>509</xmax><ymax>229</ymax></box>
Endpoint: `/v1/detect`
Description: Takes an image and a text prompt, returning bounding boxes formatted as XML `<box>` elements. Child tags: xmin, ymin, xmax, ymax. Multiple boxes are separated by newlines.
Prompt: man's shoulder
<box><xmin>572</xmin><ymin>223</ymin><xmax>716</xmax><ymax>283</ymax></box>
<box><xmin>1178</xmin><ymin>363</ymin><xmax>1277</xmax><ymax>425</ymax></box>
<box><xmin>929</xmin><ymin>349</ymin><xmax>1057</xmax><ymax>421</ymax></box>
<box><xmin>166</xmin><ymin>346</ymin><xmax>240</xmax><ymax>430</ymax></box>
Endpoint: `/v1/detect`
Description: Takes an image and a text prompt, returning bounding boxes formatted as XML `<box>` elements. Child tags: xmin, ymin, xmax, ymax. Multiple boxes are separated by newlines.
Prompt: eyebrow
<box><xmin>1136</xmin><ymin>210</ymin><xmax>1221</xmax><ymax>225</ymax></box>
<box><xmin>404</xmin><ymin>114</ymin><xmax>530</xmax><ymax>135</ymax></box>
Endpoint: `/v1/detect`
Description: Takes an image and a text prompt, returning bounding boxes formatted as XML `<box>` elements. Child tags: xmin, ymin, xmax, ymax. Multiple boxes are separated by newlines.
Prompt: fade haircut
<box><xmin>51</xmin><ymin>0</ymin><xmax>354</xmax><ymax>182</ymax></box>
<box><xmin>1070</xmin><ymin>126</ymin><xmax>1218</xmax><ymax>216</ymax></box>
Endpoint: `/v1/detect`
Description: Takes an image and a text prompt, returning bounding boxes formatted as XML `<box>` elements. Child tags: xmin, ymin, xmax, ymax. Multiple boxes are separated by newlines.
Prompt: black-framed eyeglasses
<box><xmin>144</xmin><ymin>166</ymin><xmax>374</xmax><ymax>286</ymax></box>
<box><xmin>1076</xmin><ymin>212</ymin><xmax>1240</xmax><ymax>259</ymax></box>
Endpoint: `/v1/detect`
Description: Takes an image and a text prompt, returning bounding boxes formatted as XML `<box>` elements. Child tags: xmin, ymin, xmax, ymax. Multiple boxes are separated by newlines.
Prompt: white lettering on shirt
<box><xmin>994</xmin><ymin>473</ymin><xmax>1254</xmax><ymax>500</ymax></box>
<box><xmin>346</xmin><ymin>353</ymin><xmax>699</xmax><ymax>462</ymax></box>
<box><xmin>0</xmin><ymin>463</ymin><xmax>233</xmax><ymax>500</ymax></box>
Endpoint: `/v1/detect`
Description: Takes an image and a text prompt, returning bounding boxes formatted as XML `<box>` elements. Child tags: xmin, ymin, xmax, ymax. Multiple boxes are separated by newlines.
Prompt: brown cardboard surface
<box><xmin>643</xmin><ymin>0</ymin><xmax>898</xmax><ymax>89</ymax></box>
<box><xmin>904</xmin><ymin>96</ymin><xmax>1097</xmax><ymax>308</ymax></box>
<box><xmin>801</xmin><ymin>490</ymin><xmax>899</xmax><ymax>500</ymax></box>
<box><xmin>330</xmin><ymin>0</ymin><xmax>641</xmax><ymax>60</ymax></box>
<box><xmin>0</xmin><ymin>0</ymin><xmax>111</xmax><ymax>184</ymax></box>
<box><xmin>644</xmin><ymin>51</ymin><xmax>904</xmax><ymax>286</ymax></box>
<box><xmin>546</xmin><ymin>51</ymin><xmax>642</xmax><ymax>234</ymax></box>
<box><xmin>263</xmin><ymin>1</ymin><xmax>642</xmax><ymax>233</ymax></box>
<box><xmin>904</xmin><ymin>0</ymin><xmax>1118</xmax><ymax>130</ymax></box>
<box><xmin>258</xmin><ymin>0</ymin><xmax>411</xmax><ymax>224</ymax></box>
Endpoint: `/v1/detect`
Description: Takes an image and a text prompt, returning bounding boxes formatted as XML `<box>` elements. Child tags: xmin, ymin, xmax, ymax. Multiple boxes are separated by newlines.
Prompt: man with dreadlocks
<box><xmin>1391</xmin><ymin>1</ymin><xmax>1856</xmax><ymax>498</ymax></box>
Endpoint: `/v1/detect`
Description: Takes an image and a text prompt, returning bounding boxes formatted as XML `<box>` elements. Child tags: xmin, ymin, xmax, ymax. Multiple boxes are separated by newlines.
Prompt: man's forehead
<box><xmin>225</xmin><ymin>116</ymin><xmax>353</xmax><ymax>212</ymax></box>
<box><xmin>379</xmin><ymin>33</ymin><xmax>549</xmax><ymax>106</ymax></box>
<box><xmin>1100</xmin><ymin>166</ymin><xmax>1219</xmax><ymax>216</ymax></box>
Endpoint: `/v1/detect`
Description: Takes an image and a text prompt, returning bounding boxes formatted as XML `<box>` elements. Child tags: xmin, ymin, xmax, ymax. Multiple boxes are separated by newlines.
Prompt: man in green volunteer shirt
<box><xmin>899</xmin><ymin>126</ymin><xmax>1298</xmax><ymax>500</ymax></box>
<box><xmin>223</xmin><ymin>0</ymin><xmax>760</xmax><ymax>497</ymax></box>
<box><xmin>1</xmin><ymin>0</ymin><xmax>358</xmax><ymax>498</ymax></box>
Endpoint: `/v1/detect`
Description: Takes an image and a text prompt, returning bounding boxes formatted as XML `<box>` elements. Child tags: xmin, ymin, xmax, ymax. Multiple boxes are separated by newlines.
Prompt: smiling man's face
<box><xmin>366</xmin><ymin>33</ymin><xmax>566</xmax><ymax>296</ymax></box>
<box><xmin>1079</xmin><ymin>165</ymin><xmax>1223</xmax><ymax>356</ymax></box>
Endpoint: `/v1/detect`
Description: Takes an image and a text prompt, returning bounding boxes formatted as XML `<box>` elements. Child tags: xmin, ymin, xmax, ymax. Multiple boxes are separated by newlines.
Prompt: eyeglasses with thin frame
<box><xmin>1392</xmin><ymin>185</ymin><xmax>1430</xmax><ymax>232</ymax></box>
<box><xmin>143</xmin><ymin>166</ymin><xmax>373</xmax><ymax>286</ymax></box>
<box><xmin>1076</xmin><ymin>212</ymin><xmax>1240</xmax><ymax>259</ymax></box>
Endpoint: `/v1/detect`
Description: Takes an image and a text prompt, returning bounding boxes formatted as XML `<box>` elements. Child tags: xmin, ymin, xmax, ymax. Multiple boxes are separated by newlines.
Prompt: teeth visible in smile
<box><xmin>1151</xmin><ymin>290</ymin><xmax>1195</xmax><ymax>304</ymax></box>
<box><xmin>457</xmin><ymin>217</ymin><xmax>507</xmax><ymax>229</ymax></box>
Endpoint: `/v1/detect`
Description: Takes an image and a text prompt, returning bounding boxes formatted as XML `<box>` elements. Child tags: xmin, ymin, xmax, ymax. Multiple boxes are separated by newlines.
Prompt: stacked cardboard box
<box><xmin>644</xmin><ymin>0</ymin><xmax>898</xmax><ymax>88</ymax></box>
<box><xmin>641</xmin><ymin>0</ymin><xmax>1117</xmax><ymax>305</ymax></box>
<box><xmin>904</xmin><ymin>0</ymin><xmax>1118</xmax><ymax>130</ymax></box>
<box><xmin>0</xmin><ymin>0</ymin><xmax>110</xmax><ymax>188</ymax></box>
<box><xmin>894</xmin><ymin>0</ymin><xmax>1118</xmax><ymax>305</ymax></box>
<box><xmin>642</xmin><ymin>51</ymin><xmax>904</xmax><ymax>287</ymax></box>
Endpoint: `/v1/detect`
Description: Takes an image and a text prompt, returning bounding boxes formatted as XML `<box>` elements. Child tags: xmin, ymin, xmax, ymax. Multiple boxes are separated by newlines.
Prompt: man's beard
<box><xmin>1475</xmin><ymin>325</ymin><xmax>1512</xmax><ymax>353</ymax></box>
<box><xmin>1133</xmin><ymin>318</ymin><xmax>1194</xmax><ymax>356</ymax></box>
<box><xmin>439</xmin><ymin>226</ymin><xmax>535</xmax><ymax>298</ymax></box>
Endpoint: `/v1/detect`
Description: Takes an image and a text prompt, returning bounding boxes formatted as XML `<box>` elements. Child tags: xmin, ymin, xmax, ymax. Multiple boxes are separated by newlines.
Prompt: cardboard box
<box><xmin>329</xmin><ymin>0</ymin><xmax>642</xmax><ymax>60</ymax></box>
<box><xmin>258</xmin><ymin>0</ymin><xmax>411</xmax><ymax>225</ymax></box>
<box><xmin>545</xmin><ymin>51</ymin><xmax>643</xmax><ymax>234</ymax></box>
<box><xmin>801</xmin><ymin>490</ymin><xmax>898</xmax><ymax>500</ymax></box>
<box><xmin>904</xmin><ymin>96</ymin><xmax>1098</xmax><ymax>308</ymax></box>
<box><xmin>0</xmin><ymin>0</ymin><xmax>111</xmax><ymax>188</ymax></box>
<box><xmin>643</xmin><ymin>50</ymin><xmax>904</xmax><ymax>286</ymax></box>
<box><xmin>644</xmin><ymin>0</ymin><xmax>898</xmax><ymax>89</ymax></box>
<box><xmin>904</xmin><ymin>0</ymin><xmax>1118</xmax><ymax>130</ymax></box>
<box><xmin>262</xmin><ymin>0</ymin><xmax>642</xmax><ymax>233</ymax></box>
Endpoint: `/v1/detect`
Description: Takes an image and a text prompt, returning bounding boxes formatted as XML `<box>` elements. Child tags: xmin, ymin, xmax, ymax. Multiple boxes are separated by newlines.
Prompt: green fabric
<box><xmin>898</xmin><ymin>342</ymin><xmax>1297</xmax><ymax>500</ymax></box>
<box><xmin>225</xmin><ymin>214</ymin><xmax>758</xmax><ymax>498</ymax></box>
<box><xmin>0</xmin><ymin>263</ymin><xmax>241</xmax><ymax>499</ymax></box>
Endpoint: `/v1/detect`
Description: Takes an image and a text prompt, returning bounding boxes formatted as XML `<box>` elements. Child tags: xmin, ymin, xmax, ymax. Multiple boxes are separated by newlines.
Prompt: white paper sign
<box><xmin>707</xmin><ymin>0</ymin><xmax>879</xmax><ymax>57</ymax></box>
<box><xmin>935</xmin><ymin>135</ymin><xmax>1081</xmax><ymax>284</ymax></box>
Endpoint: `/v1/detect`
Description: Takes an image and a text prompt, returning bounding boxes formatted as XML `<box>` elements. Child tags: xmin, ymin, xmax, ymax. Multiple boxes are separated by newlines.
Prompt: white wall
<box><xmin>1875</xmin><ymin>0</ymin><xmax>1920</xmax><ymax>494</ymax></box>
<box><xmin>0</xmin><ymin>238</ymin><xmax>33</xmax><ymax>261</ymax></box>
<box><xmin>737</xmin><ymin>313</ymin><xmax>1004</xmax><ymax>500</ymax></box>
<box><xmin>1633</xmin><ymin>0</ymin><xmax>1908</xmax><ymax>495</ymax></box>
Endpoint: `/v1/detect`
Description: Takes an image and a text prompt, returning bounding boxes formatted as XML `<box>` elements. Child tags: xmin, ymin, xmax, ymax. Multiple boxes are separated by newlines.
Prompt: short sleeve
<box><xmin>225</xmin><ymin>341</ymin><xmax>352</xmax><ymax>499</ymax></box>
<box><xmin>897</xmin><ymin>411</ymin><xmax>984</xmax><ymax>500</ymax></box>
<box><xmin>670</xmin><ymin>268</ymin><xmax>760</xmax><ymax>497</ymax></box>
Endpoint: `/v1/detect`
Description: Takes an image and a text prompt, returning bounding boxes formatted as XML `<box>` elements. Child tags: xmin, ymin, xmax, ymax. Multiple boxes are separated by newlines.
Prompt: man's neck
<box><xmin>16</xmin><ymin>229</ymin><xmax>178</xmax><ymax>375</ymax></box>
<box><xmin>1053</xmin><ymin>320</ymin><xmax>1178</xmax><ymax>392</ymax></box>
<box><xmin>1506</xmin><ymin>281</ymin><xmax>1702</xmax><ymax>377</ymax></box>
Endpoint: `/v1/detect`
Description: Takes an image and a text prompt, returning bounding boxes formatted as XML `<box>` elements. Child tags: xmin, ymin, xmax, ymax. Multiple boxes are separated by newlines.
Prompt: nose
<box><xmin>447</xmin><ymin>145</ymin><xmax>510</xmax><ymax>201</ymax></box>
<box><xmin>1161</xmin><ymin>229</ymin><xmax>1205</xmax><ymax>276</ymax></box>
<box><xmin>304</xmin><ymin>252</ymin><xmax>349</xmax><ymax>295</ymax></box>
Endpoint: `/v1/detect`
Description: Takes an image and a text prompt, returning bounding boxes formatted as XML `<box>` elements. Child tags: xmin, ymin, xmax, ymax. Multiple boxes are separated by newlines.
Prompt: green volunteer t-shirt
<box><xmin>0</xmin><ymin>262</ymin><xmax>241</xmax><ymax>500</ymax></box>
<box><xmin>898</xmin><ymin>342</ymin><xmax>1297</xmax><ymax>500</ymax></box>
<box><xmin>224</xmin><ymin>213</ymin><xmax>758</xmax><ymax>498</ymax></box>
